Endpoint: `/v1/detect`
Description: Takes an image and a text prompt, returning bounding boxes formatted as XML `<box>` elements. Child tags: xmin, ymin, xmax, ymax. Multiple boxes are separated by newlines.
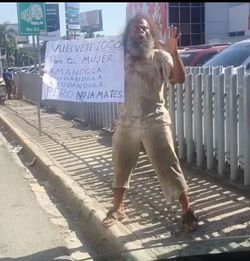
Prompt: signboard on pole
<box><xmin>40</xmin><ymin>4</ymin><xmax>60</xmax><ymax>41</ymax></box>
<box><xmin>42</xmin><ymin>36</ymin><xmax>124</xmax><ymax>103</ymax></box>
<box><xmin>65</xmin><ymin>3</ymin><xmax>81</xmax><ymax>40</ymax></box>
<box><xmin>80</xmin><ymin>10</ymin><xmax>103</xmax><ymax>33</ymax></box>
<box><xmin>17</xmin><ymin>3</ymin><xmax>46</xmax><ymax>35</ymax></box>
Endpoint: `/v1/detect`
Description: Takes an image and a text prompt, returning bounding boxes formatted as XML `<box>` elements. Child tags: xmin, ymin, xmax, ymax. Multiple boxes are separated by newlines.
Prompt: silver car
<box><xmin>203</xmin><ymin>39</ymin><xmax>250</xmax><ymax>70</ymax></box>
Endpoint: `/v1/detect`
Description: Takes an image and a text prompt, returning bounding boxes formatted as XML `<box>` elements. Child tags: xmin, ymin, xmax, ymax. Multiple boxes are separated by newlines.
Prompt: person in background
<box><xmin>102</xmin><ymin>14</ymin><xmax>198</xmax><ymax>233</ymax></box>
<box><xmin>2</xmin><ymin>68</ymin><xmax>14</xmax><ymax>99</ymax></box>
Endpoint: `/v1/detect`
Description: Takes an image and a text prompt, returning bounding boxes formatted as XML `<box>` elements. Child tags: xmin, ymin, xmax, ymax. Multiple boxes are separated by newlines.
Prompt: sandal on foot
<box><xmin>103</xmin><ymin>209</ymin><xmax>127</xmax><ymax>227</ymax></box>
<box><xmin>182</xmin><ymin>208</ymin><xmax>198</xmax><ymax>233</ymax></box>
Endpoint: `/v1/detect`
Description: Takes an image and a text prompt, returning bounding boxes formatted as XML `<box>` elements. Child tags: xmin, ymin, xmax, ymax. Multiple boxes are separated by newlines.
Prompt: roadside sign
<box><xmin>40</xmin><ymin>4</ymin><xmax>61</xmax><ymax>41</ymax></box>
<box><xmin>17</xmin><ymin>3</ymin><xmax>46</xmax><ymax>35</ymax></box>
<box><xmin>65</xmin><ymin>3</ymin><xmax>80</xmax><ymax>40</ymax></box>
<box><xmin>80</xmin><ymin>10</ymin><xmax>103</xmax><ymax>33</ymax></box>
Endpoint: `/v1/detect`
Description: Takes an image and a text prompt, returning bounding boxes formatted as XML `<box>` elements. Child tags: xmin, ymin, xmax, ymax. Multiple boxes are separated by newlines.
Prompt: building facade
<box><xmin>126</xmin><ymin>2</ymin><xmax>250</xmax><ymax>46</ymax></box>
<box><xmin>205</xmin><ymin>2</ymin><xmax>250</xmax><ymax>44</ymax></box>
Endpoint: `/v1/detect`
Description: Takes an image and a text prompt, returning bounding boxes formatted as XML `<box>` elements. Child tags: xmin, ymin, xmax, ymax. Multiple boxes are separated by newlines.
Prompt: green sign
<box><xmin>17</xmin><ymin>3</ymin><xmax>46</xmax><ymax>35</ymax></box>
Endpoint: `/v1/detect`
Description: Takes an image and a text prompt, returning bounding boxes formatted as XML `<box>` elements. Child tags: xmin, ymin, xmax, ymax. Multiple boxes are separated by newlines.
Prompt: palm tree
<box><xmin>16</xmin><ymin>47</ymin><xmax>35</xmax><ymax>66</ymax></box>
<box><xmin>0</xmin><ymin>22</ymin><xmax>17</xmax><ymax>67</ymax></box>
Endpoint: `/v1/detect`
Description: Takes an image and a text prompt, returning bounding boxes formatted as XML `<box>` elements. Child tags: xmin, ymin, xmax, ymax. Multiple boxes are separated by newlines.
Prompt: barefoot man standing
<box><xmin>103</xmin><ymin>14</ymin><xmax>198</xmax><ymax>233</ymax></box>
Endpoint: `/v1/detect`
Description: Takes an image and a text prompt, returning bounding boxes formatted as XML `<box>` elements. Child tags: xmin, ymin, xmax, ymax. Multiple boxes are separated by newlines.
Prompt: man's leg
<box><xmin>113</xmin><ymin>187</ymin><xmax>126</xmax><ymax>211</ymax></box>
<box><xmin>6</xmin><ymin>84</ymin><xmax>11</xmax><ymax>99</ymax></box>
<box><xmin>103</xmin><ymin>187</ymin><xmax>127</xmax><ymax>228</ymax></box>
<box><xmin>142</xmin><ymin>120</ymin><xmax>198</xmax><ymax>232</ymax></box>
<box><xmin>179</xmin><ymin>191</ymin><xmax>190</xmax><ymax>213</ymax></box>
<box><xmin>142</xmin><ymin>122</ymin><xmax>188</xmax><ymax>202</ymax></box>
<box><xmin>103</xmin><ymin>121</ymin><xmax>141</xmax><ymax>227</ymax></box>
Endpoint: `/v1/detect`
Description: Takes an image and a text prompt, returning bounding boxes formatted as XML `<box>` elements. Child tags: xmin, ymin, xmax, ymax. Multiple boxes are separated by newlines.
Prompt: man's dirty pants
<box><xmin>112</xmin><ymin>114</ymin><xmax>188</xmax><ymax>202</ymax></box>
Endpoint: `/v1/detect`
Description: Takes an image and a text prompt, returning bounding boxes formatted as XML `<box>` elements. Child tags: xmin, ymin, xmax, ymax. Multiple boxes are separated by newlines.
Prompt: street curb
<box><xmin>0</xmin><ymin>109</ymin><xmax>156</xmax><ymax>261</ymax></box>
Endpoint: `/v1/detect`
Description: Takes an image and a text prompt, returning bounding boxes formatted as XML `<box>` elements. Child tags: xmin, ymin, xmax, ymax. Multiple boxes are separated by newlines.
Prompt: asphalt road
<box><xmin>0</xmin><ymin>133</ymin><xmax>71</xmax><ymax>261</ymax></box>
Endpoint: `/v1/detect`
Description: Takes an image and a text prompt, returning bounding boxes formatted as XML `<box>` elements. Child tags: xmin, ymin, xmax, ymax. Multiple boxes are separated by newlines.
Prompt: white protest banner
<box><xmin>42</xmin><ymin>35</ymin><xmax>124</xmax><ymax>102</ymax></box>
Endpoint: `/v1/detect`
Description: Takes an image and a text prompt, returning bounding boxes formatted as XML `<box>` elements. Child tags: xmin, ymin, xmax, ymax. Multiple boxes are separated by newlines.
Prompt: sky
<box><xmin>0</xmin><ymin>2</ymin><xmax>127</xmax><ymax>37</ymax></box>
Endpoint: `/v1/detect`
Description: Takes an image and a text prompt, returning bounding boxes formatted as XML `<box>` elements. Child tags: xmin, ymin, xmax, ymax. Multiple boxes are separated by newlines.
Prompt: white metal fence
<box><xmin>14</xmin><ymin>67</ymin><xmax>250</xmax><ymax>186</ymax></box>
<box><xmin>165</xmin><ymin>66</ymin><xmax>250</xmax><ymax>186</ymax></box>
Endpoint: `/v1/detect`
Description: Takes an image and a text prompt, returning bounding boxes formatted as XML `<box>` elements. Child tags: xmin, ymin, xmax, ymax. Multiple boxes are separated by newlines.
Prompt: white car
<box><xmin>26</xmin><ymin>64</ymin><xmax>44</xmax><ymax>74</ymax></box>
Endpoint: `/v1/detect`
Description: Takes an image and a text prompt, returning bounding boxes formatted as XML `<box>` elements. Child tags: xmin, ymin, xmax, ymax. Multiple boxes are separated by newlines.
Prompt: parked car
<box><xmin>8</xmin><ymin>67</ymin><xmax>22</xmax><ymax>74</ymax></box>
<box><xmin>25</xmin><ymin>63</ymin><xmax>45</xmax><ymax>74</ymax></box>
<box><xmin>20</xmin><ymin>66</ymin><xmax>32</xmax><ymax>72</ymax></box>
<box><xmin>179</xmin><ymin>44</ymin><xmax>229</xmax><ymax>66</ymax></box>
<box><xmin>203</xmin><ymin>39</ymin><xmax>250</xmax><ymax>69</ymax></box>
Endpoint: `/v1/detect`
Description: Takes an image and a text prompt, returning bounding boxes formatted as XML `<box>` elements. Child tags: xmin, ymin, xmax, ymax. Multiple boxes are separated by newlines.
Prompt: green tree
<box><xmin>16</xmin><ymin>47</ymin><xmax>35</xmax><ymax>67</ymax></box>
<box><xmin>0</xmin><ymin>22</ymin><xmax>17</xmax><ymax>67</ymax></box>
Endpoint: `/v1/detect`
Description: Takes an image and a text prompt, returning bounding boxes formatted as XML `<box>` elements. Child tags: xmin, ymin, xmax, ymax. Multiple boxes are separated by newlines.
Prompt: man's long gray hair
<box><xmin>122</xmin><ymin>14</ymin><xmax>161</xmax><ymax>56</ymax></box>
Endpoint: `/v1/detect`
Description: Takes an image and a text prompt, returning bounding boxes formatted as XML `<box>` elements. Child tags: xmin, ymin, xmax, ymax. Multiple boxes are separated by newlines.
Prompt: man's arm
<box><xmin>159</xmin><ymin>25</ymin><xmax>185</xmax><ymax>84</ymax></box>
<box><xmin>170</xmin><ymin>52</ymin><xmax>185</xmax><ymax>84</ymax></box>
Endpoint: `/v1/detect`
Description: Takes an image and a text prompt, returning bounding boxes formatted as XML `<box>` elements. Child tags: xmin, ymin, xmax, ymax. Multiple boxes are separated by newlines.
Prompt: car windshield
<box><xmin>204</xmin><ymin>43</ymin><xmax>250</xmax><ymax>67</ymax></box>
<box><xmin>196</xmin><ymin>52</ymin><xmax>217</xmax><ymax>66</ymax></box>
<box><xmin>179</xmin><ymin>49</ymin><xmax>222</xmax><ymax>66</ymax></box>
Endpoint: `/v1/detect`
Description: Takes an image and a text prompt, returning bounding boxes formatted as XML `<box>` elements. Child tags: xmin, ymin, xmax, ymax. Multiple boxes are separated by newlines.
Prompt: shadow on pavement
<box><xmin>0</xmin><ymin>247</ymin><xmax>70</xmax><ymax>261</ymax></box>
<box><xmin>2</xmin><ymin>100</ymin><xmax>250</xmax><ymax>258</ymax></box>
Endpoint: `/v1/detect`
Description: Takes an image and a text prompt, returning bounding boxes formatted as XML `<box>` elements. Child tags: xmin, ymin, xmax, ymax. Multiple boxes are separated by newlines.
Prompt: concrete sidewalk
<box><xmin>1</xmin><ymin>99</ymin><xmax>250</xmax><ymax>260</ymax></box>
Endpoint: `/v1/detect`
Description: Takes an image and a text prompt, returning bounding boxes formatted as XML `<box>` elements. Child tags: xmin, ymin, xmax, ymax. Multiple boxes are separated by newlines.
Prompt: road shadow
<box><xmin>6</xmin><ymin>103</ymin><xmax>250</xmax><ymax>258</ymax></box>
<box><xmin>0</xmin><ymin>247</ymin><xmax>70</xmax><ymax>261</ymax></box>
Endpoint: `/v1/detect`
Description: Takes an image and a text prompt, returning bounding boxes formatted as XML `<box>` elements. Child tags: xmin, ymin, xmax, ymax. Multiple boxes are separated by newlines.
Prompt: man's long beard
<box><xmin>127</xmin><ymin>35</ymin><xmax>154</xmax><ymax>58</ymax></box>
